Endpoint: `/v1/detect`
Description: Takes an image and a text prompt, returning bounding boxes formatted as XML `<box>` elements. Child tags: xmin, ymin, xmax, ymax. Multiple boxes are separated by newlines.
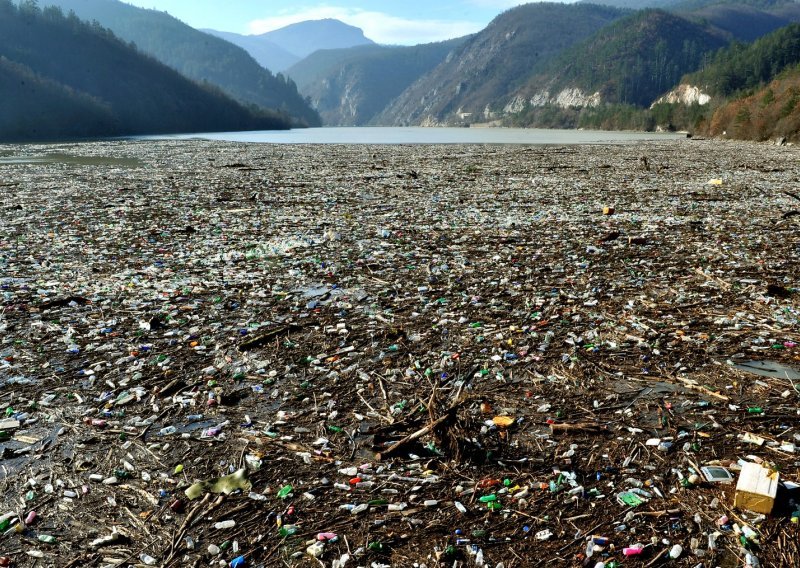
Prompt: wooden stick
<box><xmin>375</xmin><ymin>412</ymin><xmax>453</xmax><ymax>461</ymax></box>
<box><xmin>550</xmin><ymin>422</ymin><xmax>607</xmax><ymax>434</ymax></box>
<box><xmin>677</xmin><ymin>377</ymin><xmax>729</xmax><ymax>401</ymax></box>
<box><xmin>376</xmin><ymin>400</ymin><xmax>469</xmax><ymax>460</ymax></box>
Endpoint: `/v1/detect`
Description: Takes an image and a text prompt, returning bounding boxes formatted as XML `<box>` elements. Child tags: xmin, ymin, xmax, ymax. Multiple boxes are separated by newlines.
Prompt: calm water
<box><xmin>145</xmin><ymin>126</ymin><xmax>686</xmax><ymax>145</ymax></box>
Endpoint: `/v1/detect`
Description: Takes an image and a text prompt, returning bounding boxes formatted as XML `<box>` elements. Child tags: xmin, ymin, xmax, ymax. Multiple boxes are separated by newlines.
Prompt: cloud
<box><xmin>247</xmin><ymin>6</ymin><xmax>483</xmax><ymax>45</ymax></box>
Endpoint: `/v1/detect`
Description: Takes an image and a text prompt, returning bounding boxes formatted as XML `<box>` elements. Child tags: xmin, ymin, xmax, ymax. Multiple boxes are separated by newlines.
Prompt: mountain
<box><xmin>39</xmin><ymin>0</ymin><xmax>320</xmax><ymax>126</ymax></box>
<box><xmin>260</xmin><ymin>19</ymin><xmax>374</xmax><ymax>60</ymax></box>
<box><xmin>677</xmin><ymin>0</ymin><xmax>800</xmax><ymax>41</ymax></box>
<box><xmin>515</xmin><ymin>10</ymin><xmax>728</xmax><ymax>109</ymax></box>
<box><xmin>287</xmin><ymin>38</ymin><xmax>467</xmax><ymax>126</ymax></box>
<box><xmin>579</xmin><ymin>0</ymin><xmax>681</xmax><ymax>7</ymax></box>
<box><xmin>668</xmin><ymin>21</ymin><xmax>800</xmax><ymax>139</ymax></box>
<box><xmin>0</xmin><ymin>1</ymin><xmax>289</xmax><ymax>141</ymax></box>
<box><xmin>678</xmin><ymin>22</ymin><xmax>800</xmax><ymax>98</ymax></box>
<box><xmin>645</xmin><ymin>20</ymin><xmax>800</xmax><ymax>138</ymax></box>
<box><xmin>202</xmin><ymin>29</ymin><xmax>300</xmax><ymax>73</ymax></box>
<box><xmin>376</xmin><ymin>3</ymin><xmax>627</xmax><ymax>126</ymax></box>
<box><xmin>204</xmin><ymin>19</ymin><xmax>375</xmax><ymax>73</ymax></box>
<box><xmin>703</xmin><ymin>70</ymin><xmax>800</xmax><ymax>140</ymax></box>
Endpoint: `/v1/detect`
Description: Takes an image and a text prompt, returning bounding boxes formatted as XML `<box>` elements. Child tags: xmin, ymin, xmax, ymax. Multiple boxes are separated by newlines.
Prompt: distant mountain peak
<box><xmin>206</xmin><ymin>18</ymin><xmax>374</xmax><ymax>72</ymax></box>
<box><xmin>257</xmin><ymin>19</ymin><xmax>375</xmax><ymax>59</ymax></box>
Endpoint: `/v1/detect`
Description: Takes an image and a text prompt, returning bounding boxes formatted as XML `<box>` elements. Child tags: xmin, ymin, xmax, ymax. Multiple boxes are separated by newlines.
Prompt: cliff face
<box><xmin>375</xmin><ymin>3</ymin><xmax>624</xmax><ymax>126</ymax></box>
<box><xmin>653</xmin><ymin>84</ymin><xmax>712</xmax><ymax>107</ymax></box>
<box><xmin>288</xmin><ymin>40</ymin><xmax>465</xmax><ymax>126</ymax></box>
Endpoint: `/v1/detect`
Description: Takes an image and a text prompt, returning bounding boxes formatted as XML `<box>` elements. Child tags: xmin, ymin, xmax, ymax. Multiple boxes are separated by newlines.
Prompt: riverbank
<box><xmin>1</xmin><ymin>139</ymin><xmax>798</xmax><ymax>567</ymax></box>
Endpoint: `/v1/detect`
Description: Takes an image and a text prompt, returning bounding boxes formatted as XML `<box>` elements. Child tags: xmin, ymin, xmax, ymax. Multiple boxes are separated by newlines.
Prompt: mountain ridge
<box><xmin>0</xmin><ymin>1</ymin><xmax>289</xmax><ymax>141</ymax></box>
<box><xmin>205</xmin><ymin>19</ymin><xmax>375</xmax><ymax>73</ymax></box>
<box><xmin>377</xmin><ymin>3</ymin><xmax>628</xmax><ymax>126</ymax></box>
<box><xmin>287</xmin><ymin>38</ymin><xmax>467</xmax><ymax>126</ymax></box>
<box><xmin>39</xmin><ymin>0</ymin><xmax>320</xmax><ymax>125</ymax></box>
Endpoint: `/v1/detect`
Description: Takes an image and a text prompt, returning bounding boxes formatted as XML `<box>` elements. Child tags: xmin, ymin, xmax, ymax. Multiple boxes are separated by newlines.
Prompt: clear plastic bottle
<box><xmin>669</xmin><ymin>544</ymin><xmax>683</xmax><ymax>559</ymax></box>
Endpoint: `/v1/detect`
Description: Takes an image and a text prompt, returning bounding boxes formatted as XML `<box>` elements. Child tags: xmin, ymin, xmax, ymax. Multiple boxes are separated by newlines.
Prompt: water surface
<box><xmin>144</xmin><ymin>126</ymin><xmax>687</xmax><ymax>145</ymax></box>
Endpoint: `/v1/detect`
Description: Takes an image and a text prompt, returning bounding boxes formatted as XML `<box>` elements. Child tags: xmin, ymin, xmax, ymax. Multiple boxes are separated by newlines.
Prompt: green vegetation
<box><xmin>0</xmin><ymin>0</ymin><xmax>291</xmax><ymax>141</ymax></box>
<box><xmin>701</xmin><ymin>53</ymin><xmax>800</xmax><ymax>140</ymax></box>
<box><xmin>627</xmin><ymin>22</ymin><xmax>800</xmax><ymax>140</ymax></box>
<box><xmin>680</xmin><ymin>2</ymin><xmax>795</xmax><ymax>41</ymax></box>
<box><xmin>499</xmin><ymin>10</ymin><xmax>726</xmax><ymax>131</ymax></box>
<box><xmin>40</xmin><ymin>0</ymin><xmax>320</xmax><ymax>126</ymax></box>
<box><xmin>535</xmin><ymin>10</ymin><xmax>727</xmax><ymax>107</ymax></box>
<box><xmin>685</xmin><ymin>23</ymin><xmax>800</xmax><ymax>96</ymax></box>
<box><xmin>378</xmin><ymin>3</ymin><xmax>627</xmax><ymax>125</ymax></box>
<box><xmin>288</xmin><ymin>39</ymin><xmax>467</xmax><ymax>126</ymax></box>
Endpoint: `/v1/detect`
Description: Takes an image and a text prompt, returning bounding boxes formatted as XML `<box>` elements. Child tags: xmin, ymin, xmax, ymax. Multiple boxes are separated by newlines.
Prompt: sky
<box><xmin>123</xmin><ymin>0</ymin><xmax>530</xmax><ymax>45</ymax></box>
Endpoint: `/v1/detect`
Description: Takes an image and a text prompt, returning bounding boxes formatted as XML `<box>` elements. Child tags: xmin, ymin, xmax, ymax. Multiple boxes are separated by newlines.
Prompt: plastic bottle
<box><xmin>138</xmin><ymin>553</ymin><xmax>157</xmax><ymax>565</ymax></box>
<box><xmin>623</xmin><ymin>544</ymin><xmax>644</xmax><ymax>556</ymax></box>
<box><xmin>669</xmin><ymin>544</ymin><xmax>683</xmax><ymax>559</ymax></box>
<box><xmin>306</xmin><ymin>541</ymin><xmax>325</xmax><ymax>558</ymax></box>
<box><xmin>214</xmin><ymin>520</ymin><xmax>236</xmax><ymax>529</ymax></box>
<box><xmin>708</xmin><ymin>532</ymin><xmax>721</xmax><ymax>551</ymax></box>
<box><xmin>745</xmin><ymin>552</ymin><xmax>760</xmax><ymax>567</ymax></box>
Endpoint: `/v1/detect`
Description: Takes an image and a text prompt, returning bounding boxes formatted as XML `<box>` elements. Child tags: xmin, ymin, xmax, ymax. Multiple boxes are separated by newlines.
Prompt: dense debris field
<box><xmin>0</xmin><ymin>139</ymin><xmax>799</xmax><ymax>568</ymax></box>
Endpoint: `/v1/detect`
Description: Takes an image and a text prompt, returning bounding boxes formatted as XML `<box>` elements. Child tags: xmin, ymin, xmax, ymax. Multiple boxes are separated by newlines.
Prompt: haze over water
<box><xmin>145</xmin><ymin>127</ymin><xmax>687</xmax><ymax>144</ymax></box>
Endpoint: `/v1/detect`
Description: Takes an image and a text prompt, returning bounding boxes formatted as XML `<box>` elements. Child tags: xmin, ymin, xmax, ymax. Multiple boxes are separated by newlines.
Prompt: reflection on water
<box><xmin>142</xmin><ymin>126</ymin><xmax>688</xmax><ymax>145</ymax></box>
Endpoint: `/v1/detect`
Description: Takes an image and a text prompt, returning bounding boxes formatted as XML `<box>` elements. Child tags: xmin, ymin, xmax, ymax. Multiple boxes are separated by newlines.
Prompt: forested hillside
<box><xmin>40</xmin><ymin>0</ymin><xmax>320</xmax><ymax>126</ymax></box>
<box><xmin>0</xmin><ymin>0</ymin><xmax>290</xmax><ymax>141</ymax></box>
<box><xmin>685</xmin><ymin>23</ymin><xmax>800</xmax><ymax>96</ymax></box>
<box><xmin>677</xmin><ymin>22</ymin><xmax>800</xmax><ymax>140</ymax></box>
<box><xmin>377</xmin><ymin>3</ymin><xmax>626</xmax><ymax>126</ymax></box>
<box><xmin>523</xmin><ymin>10</ymin><xmax>727</xmax><ymax>107</ymax></box>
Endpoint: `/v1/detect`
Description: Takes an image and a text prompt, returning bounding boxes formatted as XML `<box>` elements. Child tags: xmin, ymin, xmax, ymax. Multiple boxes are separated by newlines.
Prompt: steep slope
<box><xmin>654</xmin><ymin>22</ymin><xmax>800</xmax><ymax>137</ymax></box>
<box><xmin>703</xmin><ymin>69</ymin><xmax>800</xmax><ymax>140</ymax></box>
<box><xmin>377</xmin><ymin>3</ymin><xmax>626</xmax><ymax>126</ymax></box>
<box><xmin>39</xmin><ymin>0</ymin><xmax>320</xmax><ymax>126</ymax></box>
<box><xmin>202</xmin><ymin>29</ymin><xmax>300</xmax><ymax>72</ymax></box>
<box><xmin>0</xmin><ymin>1</ymin><xmax>289</xmax><ymax>141</ymax></box>
<box><xmin>679</xmin><ymin>1</ymin><xmax>800</xmax><ymax>41</ymax></box>
<box><xmin>258</xmin><ymin>19</ymin><xmax>374</xmax><ymax>60</ymax></box>
<box><xmin>682</xmin><ymin>23</ymin><xmax>800</xmax><ymax>98</ymax></box>
<box><xmin>287</xmin><ymin>38</ymin><xmax>467</xmax><ymax>126</ymax></box>
<box><xmin>0</xmin><ymin>55</ymin><xmax>116</xmax><ymax>141</ymax></box>
<box><xmin>515</xmin><ymin>9</ymin><xmax>728</xmax><ymax>109</ymax></box>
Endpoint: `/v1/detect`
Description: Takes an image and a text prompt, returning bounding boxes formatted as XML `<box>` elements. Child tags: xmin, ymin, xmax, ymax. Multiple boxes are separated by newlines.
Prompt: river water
<box><xmin>144</xmin><ymin>126</ymin><xmax>687</xmax><ymax>145</ymax></box>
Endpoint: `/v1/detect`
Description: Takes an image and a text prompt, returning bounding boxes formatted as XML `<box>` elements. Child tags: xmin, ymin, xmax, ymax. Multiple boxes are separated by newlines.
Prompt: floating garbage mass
<box><xmin>0</xmin><ymin>138</ymin><xmax>799</xmax><ymax>567</ymax></box>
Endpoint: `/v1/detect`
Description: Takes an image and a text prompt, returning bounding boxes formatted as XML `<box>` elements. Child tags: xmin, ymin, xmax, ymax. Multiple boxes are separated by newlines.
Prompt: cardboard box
<box><xmin>734</xmin><ymin>462</ymin><xmax>778</xmax><ymax>514</ymax></box>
